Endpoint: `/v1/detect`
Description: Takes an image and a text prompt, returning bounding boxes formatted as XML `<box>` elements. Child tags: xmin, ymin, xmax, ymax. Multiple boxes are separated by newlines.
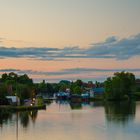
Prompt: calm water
<box><xmin>0</xmin><ymin>101</ymin><xmax>140</xmax><ymax>140</ymax></box>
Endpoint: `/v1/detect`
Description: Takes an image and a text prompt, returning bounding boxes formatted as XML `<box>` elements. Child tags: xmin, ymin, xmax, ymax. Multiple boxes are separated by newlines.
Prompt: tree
<box><xmin>38</xmin><ymin>80</ymin><xmax>47</xmax><ymax>93</ymax></box>
<box><xmin>1</xmin><ymin>73</ymin><xmax>8</xmax><ymax>82</ymax></box>
<box><xmin>70</xmin><ymin>80</ymin><xmax>83</xmax><ymax>95</ymax></box>
<box><xmin>75</xmin><ymin>79</ymin><xmax>83</xmax><ymax>87</ymax></box>
<box><xmin>104</xmin><ymin>71</ymin><xmax>136</xmax><ymax>100</ymax></box>
<box><xmin>73</xmin><ymin>86</ymin><xmax>83</xmax><ymax>95</ymax></box>
<box><xmin>18</xmin><ymin>74</ymin><xmax>33</xmax><ymax>84</ymax></box>
<box><xmin>52</xmin><ymin>83</ymin><xmax>61</xmax><ymax>93</ymax></box>
<box><xmin>59</xmin><ymin>84</ymin><xmax>67</xmax><ymax>92</ymax></box>
<box><xmin>46</xmin><ymin>83</ymin><xmax>54</xmax><ymax>97</ymax></box>
<box><xmin>0</xmin><ymin>73</ymin><xmax>37</xmax><ymax>105</ymax></box>
<box><xmin>0</xmin><ymin>83</ymin><xmax>8</xmax><ymax>98</ymax></box>
<box><xmin>16</xmin><ymin>84</ymin><xmax>35</xmax><ymax>101</ymax></box>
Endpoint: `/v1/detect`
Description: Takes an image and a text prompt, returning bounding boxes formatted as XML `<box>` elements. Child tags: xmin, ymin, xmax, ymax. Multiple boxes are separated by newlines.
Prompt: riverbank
<box><xmin>0</xmin><ymin>105</ymin><xmax>46</xmax><ymax>111</ymax></box>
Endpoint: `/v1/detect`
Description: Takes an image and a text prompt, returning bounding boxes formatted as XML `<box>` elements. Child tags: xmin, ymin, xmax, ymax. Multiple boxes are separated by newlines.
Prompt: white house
<box><xmin>6</xmin><ymin>96</ymin><xmax>20</xmax><ymax>105</ymax></box>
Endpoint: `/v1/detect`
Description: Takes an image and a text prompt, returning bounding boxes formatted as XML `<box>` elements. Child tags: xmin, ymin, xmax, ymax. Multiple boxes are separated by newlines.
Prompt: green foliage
<box><xmin>0</xmin><ymin>71</ymin><xmax>137</xmax><ymax>104</ymax></box>
<box><xmin>17</xmin><ymin>74</ymin><xmax>33</xmax><ymax>85</ymax></box>
<box><xmin>75</xmin><ymin>79</ymin><xmax>83</xmax><ymax>87</ymax></box>
<box><xmin>0</xmin><ymin>83</ymin><xmax>8</xmax><ymax>98</ymax></box>
<box><xmin>69</xmin><ymin>80</ymin><xmax>84</xmax><ymax>95</ymax></box>
<box><xmin>52</xmin><ymin>83</ymin><xmax>61</xmax><ymax>93</ymax></box>
<box><xmin>37</xmin><ymin>80</ymin><xmax>55</xmax><ymax>97</ymax></box>
<box><xmin>0</xmin><ymin>73</ymin><xmax>34</xmax><ymax>101</ymax></box>
<box><xmin>37</xmin><ymin>96</ymin><xmax>44</xmax><ymax>106</ymax></box>
<box><xmin>59</xmin><ymin>84</ymin><xmax>67</xmax><ymax>92</ymax></box>
<box><xmin>46</xmin><ymin>83</ymin><xmax>54</xmax><ymax>96</ymax></box>
<box><xmin>1</xmin><ymin>73</ymin><xmax>33</xmax><ymax>85</ymax></box>
<box><xmin>59</xmin><ymin>80</ymin><xmax>70</xmax><ymax>85</ymax></box>
<box><xmin>135</xmin><ymin>79</ymin><xmax>140</xmax><ymax>92</ymax></box>
<box><xmin>16</xmin><ymin>84</ymin><xmax>35</xmax><ymax>100</ymax></box>
<box><xmin>38</xmin><ymin>80</ymin><xmax>47</xmax><ymax>93</ymax></box>
<box><xmin>73</xmin><ymin>86</ymin><xmax>82</xmax><ymax>95</ymax></box>
<box><xmin>104</xmin><ymin>71</ymin><xmax>136</xmax><ymax>100</ymax></box>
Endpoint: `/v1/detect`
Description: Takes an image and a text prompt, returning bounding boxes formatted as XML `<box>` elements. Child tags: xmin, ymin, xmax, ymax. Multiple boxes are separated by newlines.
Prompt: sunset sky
<box><xmin>0</xmin><ymin>0</ymin><xmax>140</xmax><ymax>82</ymax></box>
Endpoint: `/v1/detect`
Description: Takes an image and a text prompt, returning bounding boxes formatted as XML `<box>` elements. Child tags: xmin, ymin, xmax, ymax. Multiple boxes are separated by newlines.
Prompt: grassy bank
<box><xmin>0</xmin><ymin>105</ymin><xmax>46</xmax><ymax>111</ymax></box>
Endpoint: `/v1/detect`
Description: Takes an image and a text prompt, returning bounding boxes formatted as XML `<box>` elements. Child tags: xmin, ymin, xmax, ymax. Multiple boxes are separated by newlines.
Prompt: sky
<box><xmin>0</xmin><ymin>0</ymin><xmax>140</xmax><ymax>82</ymax></box>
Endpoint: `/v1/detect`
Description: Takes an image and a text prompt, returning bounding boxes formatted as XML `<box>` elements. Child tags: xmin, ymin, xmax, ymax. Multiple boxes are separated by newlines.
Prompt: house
<box><xmin>90</xmin><ymin>87</ymin><xmax>104</xmax><ymax>98</ymax></box>
<box><xmin>81</xmin><ymin>92</ymin><xmax>90</xmax><ymax>101</ymax></box>
<box><xmin>55</xmin><ymin>92</ymin><xmax>69</xmax><ymax>100</ymax></box>
<box><xmin>6</xmin><ymin>96</ymin><xmax>20</xmax><ymax>105</ymax></box>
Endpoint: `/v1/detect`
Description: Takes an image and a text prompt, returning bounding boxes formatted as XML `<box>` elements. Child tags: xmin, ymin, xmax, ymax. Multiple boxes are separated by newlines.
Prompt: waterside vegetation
<box><xmin>0</xmin><ymin>71</ymin><xmax>140</xmax><ymax>110</ymax></box>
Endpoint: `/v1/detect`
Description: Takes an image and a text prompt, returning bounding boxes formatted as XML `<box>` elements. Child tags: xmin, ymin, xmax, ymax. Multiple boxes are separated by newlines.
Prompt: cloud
<box><xmin>0</xmin><ymin>47</ymin><xmax>60</xmax><ymax>59</ymax></box>
<box><xmin>0</xmin><ymin>33</ymin><xmax>140</xmax><ymax>60</ymax></box>
<box><xmin>0</xmin><ymin>68</ymin><xmax>140</xmax><ymax>82</ymax></box>
<box><xmin>0</xmin><ymin>69</ymin><xmax>21</xmax><ymax>72</ymax></box>
<box><xmin>87</xmin><ymin>33</ymin><xmax>140</xmax><ymax>60</ymax></box>
<box><xmin>62</xmin><ymin>68</ymin><xmax>140</xmax><ymax>74</ymax></box>
<box><xmin>0</xmin><ymin>68</ymin><xmax>140</xmax><ymax>76</ymax></box>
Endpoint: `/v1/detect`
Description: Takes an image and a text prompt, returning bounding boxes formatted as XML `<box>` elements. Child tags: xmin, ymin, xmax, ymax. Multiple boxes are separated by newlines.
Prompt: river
<box><xmin>0</xmin><ymin>101</ymin><xmax>140</xmax><ymax>140</ymax></box>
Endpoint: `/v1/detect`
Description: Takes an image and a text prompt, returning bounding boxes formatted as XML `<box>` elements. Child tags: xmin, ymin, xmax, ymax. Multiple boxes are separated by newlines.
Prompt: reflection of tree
<box><xmin>70</xmin><ymin>102</ymin><xmax>82</xmax><ymax>109</ymax></box>
<box><xmin>45</xmin><ymin>100</ymin><xmax>53</xmax><ymax>106</ymax></box>
<box><xmin>0</xmin><ymin>109</ymin><xmax>13</xmax><ymax>127</ymax></box>
<box><xmin>82</xmin><ymin>101</ymin><xmax>90</xmax><ymax>106</ymax></box>
<box><xmin>30</xmin><ymin>111</ymin><xmax>38</xmax><ymax>123</ymax></box>
<box><xmin>105</xmin><ymin>101</ymin><xmax>136</xmax><ymax>124</ymax></box>
<box><xmin>19</xmin><ymin>111</ymin><xmax>30</xmax><ymax>128</ymax></box>
<box><xmin>0</xmin><ymin>110</ymin><xmax>38</xmax><ymax>129</ymax></box>
<box><xmin>90</xmin><ymin>101</ymin><xmax>103</xmax><ymax>107</ymax></box>
<box><xmin>19</xmin><ymin>110</ymin><xmax>38</xmax><ymax>128</ymax></box>
<box><xmin>56</xmin><ymin>100</ymin><xmax>69</xmax><ymax>105</ymax></box>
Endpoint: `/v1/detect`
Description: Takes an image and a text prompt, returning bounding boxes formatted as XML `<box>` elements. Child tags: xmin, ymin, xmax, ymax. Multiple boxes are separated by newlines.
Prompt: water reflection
<box><xmin>0</xmin><ymin>109</ymin><xmax>13</xmax><ymax>127</ymax></box>
<box><xmin>55</xmin><ymin>100</ymin><xmax>70</xmax><ymax>105</ymax></box>
<box><xmin>89</xmin><ymin>101</ymin><xmax>104</xmax><ymax>107</ymax></box>
<box><xmin>19</xmin><ymin>111</ymin><xmax>37</xmax><ymax>127</ymax></box>
<box><xmin>0</xmin><ymin>110</ymin><xmax>38</xmax><ymax>128</ymax></box>
<box><xmin>55</xmin><ymin>99</ymin><xmax>102</xmax><ymax>110</ymax></box>
<box><xmin>0</xmin><ymin>101</ymin><xmax>136</xmax><ymax>128</ymax></box>
<box><xmin>19</xmin><ymin>110</ymin><xmax>38</xmax><ymax>128</ymax></box>
<box><xmin>70</xmin><ymin>102</ymin><xmax>82</xmax><ymax>109</ymax></box>
<box><xmin>1</xmin><ymin>101</ymin><xmax>140</xmax><ymax>140</ymax></box>
<box><xmin>56</xmin><ymin>100</ymin><xmax>90</xmax><ymax>110</ymax></box>
<box><xmin>105</xmin><ymin>101</ymin><xmax>136</xmax><ymax>124</ymax></box>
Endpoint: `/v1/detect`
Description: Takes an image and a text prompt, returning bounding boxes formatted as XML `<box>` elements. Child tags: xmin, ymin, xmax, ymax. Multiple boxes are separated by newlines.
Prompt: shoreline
<box><xmin>0</xmin><ymin>105</ymin><xmax>46</xmax><ymax>111</ymax></box>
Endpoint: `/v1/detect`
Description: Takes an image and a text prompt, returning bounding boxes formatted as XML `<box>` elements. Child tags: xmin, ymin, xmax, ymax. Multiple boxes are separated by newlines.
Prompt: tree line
<box><xmin>0</xmin><ymin>71</ymin><xmax>140</xmax><ymax>105</ymax></box>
